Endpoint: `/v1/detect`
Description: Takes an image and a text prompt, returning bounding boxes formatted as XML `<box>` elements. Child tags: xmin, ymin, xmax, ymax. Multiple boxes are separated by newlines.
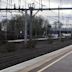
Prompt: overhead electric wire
<box><xmin>42</xmin><ymin>12</ymin><xmax>59</xmax><ymax>21</ymax></box>
<box><xmin>32</xmin><ymin>0</ymin><xmax>46</xmax><ymax>8</ymax></box>
<box><xmin>1</xmin><ymin>0</ymin><xmax>14</xmax><ymax>7</ymax></box>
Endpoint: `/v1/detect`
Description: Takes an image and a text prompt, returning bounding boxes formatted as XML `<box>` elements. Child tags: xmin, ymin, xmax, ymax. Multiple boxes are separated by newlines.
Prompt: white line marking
<box><xmin>37</xmin><ymin>51</ymin><xmax>72</xmax><ymax>72</ymax></box>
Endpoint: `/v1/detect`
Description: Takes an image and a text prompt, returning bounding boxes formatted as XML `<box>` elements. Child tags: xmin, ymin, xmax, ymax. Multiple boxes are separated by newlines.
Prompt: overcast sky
<box><xmin>0</xmin><ymin>0</ymin><xmax>72</xmax><ymax>28</ymax></box>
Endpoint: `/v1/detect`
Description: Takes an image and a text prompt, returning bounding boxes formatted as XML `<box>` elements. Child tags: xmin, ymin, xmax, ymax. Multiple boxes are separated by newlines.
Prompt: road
<box><xmin>8</xmin><ymin>37</ymin><xmax>60</xmax><ymax>43</ymax></box>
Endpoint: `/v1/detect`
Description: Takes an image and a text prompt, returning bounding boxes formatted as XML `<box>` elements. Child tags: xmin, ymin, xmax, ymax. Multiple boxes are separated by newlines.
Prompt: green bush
<box><xmin>26</xmin><ymin>40</ymin><xmax>37</xmax><ymax>48</ymax></box>
<box><xmin>48</xmin><ymin>38</ymin><xmax>53</xmax><ymax>44</ymax></box>
<box><xmin>6</xmin><ymin>43</ymin><xmax>16</xmax><ymax>52</ymax></box>
<box><xmin>60</xmin><ymin>38</ymin><xmax>64</xmax><ymax>42</ymax></box>
<box><xmin>0</xmin><ymin>31</ymin><xmax>6</xmax><ymax>45</ymax></box>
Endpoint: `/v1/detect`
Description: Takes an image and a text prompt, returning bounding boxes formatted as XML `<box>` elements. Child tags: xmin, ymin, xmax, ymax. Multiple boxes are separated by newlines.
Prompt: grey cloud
<box><xmin>50</xmin><ymin>0</ymin><xmax>72</xmax><ymax>4</ymax></box>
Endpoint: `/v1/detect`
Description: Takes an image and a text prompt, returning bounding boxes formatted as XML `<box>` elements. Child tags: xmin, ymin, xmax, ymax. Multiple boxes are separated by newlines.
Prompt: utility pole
<box><xmin>59</xmin><ymin>0</ymin><xmax>62</xmax><ymax>40</ymax></box>
<box><xmin>29</xmin><ymin>5</ymin><xmax>34</xmax><ymax>40</ymax></box>
<box><xmin>24</xmin><ymin>10</ymin><xmax>28</xmax><ymax>47</ymax></box>
<box><xmin>71</xmin><ymin>25</ymin><xmax>72</xmax><ymax>39</ymax></box>
<box><xmin>58</xmin><ymin>6</ymin><xmax>61</xmax><ymax>40</ymax></box>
